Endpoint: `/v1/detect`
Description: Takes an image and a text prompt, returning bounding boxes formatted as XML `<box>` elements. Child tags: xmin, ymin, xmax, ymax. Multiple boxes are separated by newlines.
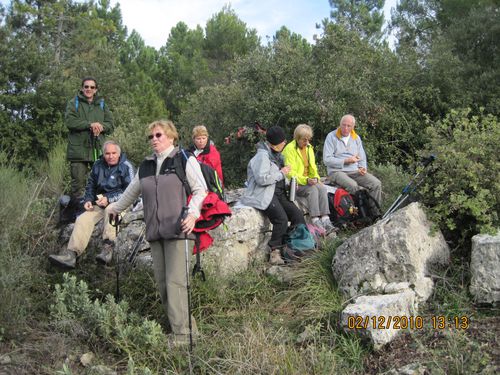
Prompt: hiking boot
<box><xmin>269</xmin><ymin>248</ymin><xmax>285</xmax><ymax>265</ymax></box>
<box><xmin>96</xmin><ymin>240</ymin><xmax>114</xmax><ymax>265</ymax></box>
<box><xmin>49</xmin><ymin>249</ymin><xmax>77</xmax><ymax>269</ymax></box>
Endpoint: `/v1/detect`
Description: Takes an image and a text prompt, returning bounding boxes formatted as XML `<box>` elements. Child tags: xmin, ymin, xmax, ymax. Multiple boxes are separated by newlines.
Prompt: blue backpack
<box><xmin>285</xmin><ymin>223</ymin><xmax>316</xmax><ymax>259</ymax></box>
<box><xmin>75</xmin><ymin>96</ymin><xmax>105</xmax><ymax>111</ymax></box>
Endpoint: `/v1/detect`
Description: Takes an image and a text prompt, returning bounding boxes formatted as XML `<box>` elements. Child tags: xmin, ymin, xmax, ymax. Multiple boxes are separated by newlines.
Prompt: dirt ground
<box><xmin>363</xmin><ymin>315</ymin><xmax>500</xmax><ymax>374</ymax></box>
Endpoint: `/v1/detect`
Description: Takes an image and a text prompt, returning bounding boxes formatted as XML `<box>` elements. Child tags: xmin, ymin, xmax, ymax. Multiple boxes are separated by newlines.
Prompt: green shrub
<box><xmin>112</xmin><ymin>119</ymin><xmax>151</xmax><ymax>167</ymax></box>
<box><xmin>36</xmin><ymin>142</ymin><xmax>70</xmax><ymax>197</ymax></box>
<box><xmin>0</xmin><ymin>161</ymin><xmax>54</xmax><ymax>336</ymax></box>
<box><xmin>50</xmin><ymin>274</ymin><xmax>175</xmax><ymax>372</ymax></box>
<box><xmin>420</xmin><ymin>109</ymin><xmax>499</xmax><ymax>245</ymax></box>
<box><xmin>371</xmin><ymin>163</ymin><xmax>413</xmax><ymax>214</ymax></box>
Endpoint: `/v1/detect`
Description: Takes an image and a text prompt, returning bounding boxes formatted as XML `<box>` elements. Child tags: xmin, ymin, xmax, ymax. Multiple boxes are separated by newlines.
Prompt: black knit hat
<box><xmin>266</xmin><ymin>126</ymin><xmax>286</xmax><ymax>145</ymax></box>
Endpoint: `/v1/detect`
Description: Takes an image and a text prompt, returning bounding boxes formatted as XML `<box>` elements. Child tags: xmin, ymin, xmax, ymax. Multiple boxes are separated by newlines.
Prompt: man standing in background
<box><xmin>62</xmin><ymin>77</ymin><xmax>114</xmax><ymax>222</ymax></box>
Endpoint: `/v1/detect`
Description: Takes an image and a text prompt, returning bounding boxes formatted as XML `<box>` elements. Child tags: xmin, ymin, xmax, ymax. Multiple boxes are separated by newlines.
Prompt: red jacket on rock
<box><xmin>190</xmin><ymin>191</ymin><xmax>232</xmax><ymax>253</ymax></box>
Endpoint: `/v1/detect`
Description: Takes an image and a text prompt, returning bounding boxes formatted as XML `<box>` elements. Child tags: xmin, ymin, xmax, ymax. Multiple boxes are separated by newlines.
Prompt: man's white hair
<box><xmin>102</xmin><ymin>140</ymin><xmax>121</xmax><ymax>154</ymax></box>
<box><xmin>340</xmin><ymin>114</ymin><xmax>356</xmax><ymax>126</ymax></box>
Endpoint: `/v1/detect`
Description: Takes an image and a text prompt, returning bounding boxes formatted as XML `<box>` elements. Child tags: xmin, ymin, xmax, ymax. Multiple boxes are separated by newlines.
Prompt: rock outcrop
<box><xmin>332</xmin><ymin>202</ymin><xmax>450</xmax><ymax>303</ymax></box>
<box><xmin>470</xmin><ymin>231</ymin><xmax>500</xmax><ymax>305</ymax></box>
<box><xmin>333</xmin><ymin>203</ymin><xmax>450</xmax><ymax>349</ymax></box>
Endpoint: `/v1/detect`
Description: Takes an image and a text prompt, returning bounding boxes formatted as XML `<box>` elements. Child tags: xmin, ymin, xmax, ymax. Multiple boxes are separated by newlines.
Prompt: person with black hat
<box><xmin>240</xmin><ymin>126</ymin><xmax>306</xmax><ymax>265</ymax></box>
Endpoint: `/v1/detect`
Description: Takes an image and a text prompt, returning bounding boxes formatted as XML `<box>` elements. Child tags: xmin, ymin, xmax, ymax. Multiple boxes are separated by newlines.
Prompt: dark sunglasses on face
<box><xmin>84</xmin><ymin>85</ymin><xmax>96</xmax><ymax>89</ymax></box>
<box><xmin>148</xmin><ymin>133</ymin><xmax>163</xmax><ymax>140</ymax></box>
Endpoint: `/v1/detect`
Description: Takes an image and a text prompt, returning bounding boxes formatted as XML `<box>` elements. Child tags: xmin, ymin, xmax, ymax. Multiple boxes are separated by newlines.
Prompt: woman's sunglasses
<box><xmin>148</xmin><ymin>133</ymin><xmax>163</xmax><ymax>140</ymax></box>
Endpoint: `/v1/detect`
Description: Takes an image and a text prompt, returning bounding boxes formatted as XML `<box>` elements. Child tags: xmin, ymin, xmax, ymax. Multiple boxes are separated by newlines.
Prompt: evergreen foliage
<box><xmin>420</xmin><ymin>109</ymin><xmax>499</xmax><ymax>244</ymax></box>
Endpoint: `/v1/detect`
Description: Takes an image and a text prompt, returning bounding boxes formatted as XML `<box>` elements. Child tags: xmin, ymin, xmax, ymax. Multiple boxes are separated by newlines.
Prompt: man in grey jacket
<box><xmin>323</xmin><ymin>114</ymin><xmax>382</xmax><ymax>205</ymax></box>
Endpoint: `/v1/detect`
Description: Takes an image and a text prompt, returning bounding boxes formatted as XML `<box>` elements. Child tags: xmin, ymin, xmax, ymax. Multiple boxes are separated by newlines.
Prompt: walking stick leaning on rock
<box><xmin>382</xmin><ymin>155</ymin><xmax>436</xmax><ymax>219</ymax></box>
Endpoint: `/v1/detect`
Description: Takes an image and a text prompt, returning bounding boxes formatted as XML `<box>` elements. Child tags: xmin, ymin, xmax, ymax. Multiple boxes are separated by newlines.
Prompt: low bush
<box><xmin>420</xmin><ymin>108</ymin><xmax>499</xmax><ymax>246</ymax></box>
<box><xmin>371</xmin><ymin>163</ymin><xmax>413</xmax><ymax>214</ymax></box>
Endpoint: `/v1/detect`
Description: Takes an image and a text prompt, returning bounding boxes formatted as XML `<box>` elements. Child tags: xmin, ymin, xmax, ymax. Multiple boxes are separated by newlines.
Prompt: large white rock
<box><xmin>470</xmin><ymin>231</ymin><xmax>500</xmax><ymax>305</ymax></box>
<box><xmin>332</xmin><ymin>202</ymin><xmax>450</xmax><ymax>302</ymax></box>
<box><xmin>199</xmin><ymin>205</ymin><xmax>271</xmax><ymax>276</ymax></box>
<box><xmin>341</xmin><ymin>291</ymin><xmax>417</xmax><ymax>350</ymax></box>
<box><xmin>113</xmin><ymin>201</ymin><xmax>271</xmax><ymax>277</ymax></box>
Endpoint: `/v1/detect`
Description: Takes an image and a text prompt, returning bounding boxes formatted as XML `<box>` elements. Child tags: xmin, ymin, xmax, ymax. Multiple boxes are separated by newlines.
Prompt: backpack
<box><xmin>284</xmin><ymin>223</ymin><xmax>316</xmax><ymax>261</ymax></box>
<box><xmin>75</xmin><ymin>96</ymin><xmax>105</xmax><ymax>111</ymax></box>
<box><xmin>173</xmin><ymin>149</ymin><xmax>225</xmax><ymax>201</ymax></box>
<box><xmin>328</xmin><ymin>188</ymin><xmax>358</xmax><ymax>227</ymax></box>
<box><xmin>170</xmin><ymin>148</ymin><xmax>231</xmax><ymax>280</ymax></box>
<box><xmin>353</xmin><ymin>189</ymin><xmax>381</xmax><ymax>225</ymax></box>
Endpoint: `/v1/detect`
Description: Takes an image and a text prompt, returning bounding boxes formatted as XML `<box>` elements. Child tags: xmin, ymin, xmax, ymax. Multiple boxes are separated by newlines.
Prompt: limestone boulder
<box><xmin>341</xmin><ymin>291</ymin><xmax>417</xmax><ymax>350</ymax></box>
<box><xmin>332</xmin><ymin>202</ymin><xmax>450</xmax><ymax>302</ymax></box>
<box><xmin>112</xmin><ymin>198</ymin><xmax>271</xmax><ymax>277</ymax></box>
<box><xmin>470</xmin><ymin>231</ymin><xmax>500</xmax><ymax>305</ymax></box>
<box><xmin>197</xmin><ymin>205</ymin><xmax>271</xmax><ymax>276</ymax></box>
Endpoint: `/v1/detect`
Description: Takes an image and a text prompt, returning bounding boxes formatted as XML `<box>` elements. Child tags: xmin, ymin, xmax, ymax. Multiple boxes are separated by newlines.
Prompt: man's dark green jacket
<box><xmin>65</xmin><ymin>91</ymin><xmax>114</xmax><ymax>161</ymax></box>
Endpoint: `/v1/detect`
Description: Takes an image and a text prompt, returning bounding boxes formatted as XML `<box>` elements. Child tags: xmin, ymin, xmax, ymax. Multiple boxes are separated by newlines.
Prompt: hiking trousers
<box><xmin>150</xmin><ymin>238</ymin><xmax>198</xmax><ymax>336</ymax></box>
<box><xmin>264</xmin><ymin>190</ymin><xmax>306</xmax><ymax>249</ymax></box>
<box><xmin>67</xmin><ymin>203</ymin><xmax>117</xmax><ymax>256</ymax></box>
<box><xmin>297</xmin><ymin>183</ymin><xmax>330</xmax><ymax>218</ymax></box>
<box><xmin>329</xmin><ymin>170</ymin><xmax>382</xmax><ymax>205</ymax></box>
<box><xmin>70</xmin><ymin>161</ymin><xmax>92</xmax><ymax>199</ymax></box>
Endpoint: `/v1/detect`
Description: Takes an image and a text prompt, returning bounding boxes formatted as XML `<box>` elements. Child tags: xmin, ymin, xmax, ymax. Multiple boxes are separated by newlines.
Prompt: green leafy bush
<box><xmin>50</xmin><ymin>274</ymin><xmax>173</xmax><ymax>372</ymax></box>
<box><xmin>420</xmin><ymin>109</ymin><xmax>499</xmax><ymax>244</ymax></box>
<box><xmin>370</xmin><ymin>163</ymin><xmax>413</xmax><ymax>214</ymax></box>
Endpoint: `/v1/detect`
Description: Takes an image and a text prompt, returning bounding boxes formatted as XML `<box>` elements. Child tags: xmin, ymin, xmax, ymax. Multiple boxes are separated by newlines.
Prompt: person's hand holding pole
<box><xmin>181</xmin><ymin>213</ymin><xmax>197</xmax><ymax>235</ymax></box>
<box><xmin>90</xmin><ymin>122</ymin><xmax>103</xmax><ymax>136</ymax></box>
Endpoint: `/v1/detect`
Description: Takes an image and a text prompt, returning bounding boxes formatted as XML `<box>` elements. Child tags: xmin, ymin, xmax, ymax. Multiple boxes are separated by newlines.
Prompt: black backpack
<box><xmin>353</xmin><ymin>189</ymin><xmax>381</xmax><ymax>225</ymax></box>
<box><xmin>169</xmin><ymin>148</ymin><xmax>228</xmax><ymax>280</ymax></box>
<box><xmin>172</xmin><ymin>148</ymin><xmax>225</xmax><ymax>202</ymax></box>
<box><xmin>328</xmin><ymin>188</ymin><xmax>358</xmax><ymax>227</ymax></box>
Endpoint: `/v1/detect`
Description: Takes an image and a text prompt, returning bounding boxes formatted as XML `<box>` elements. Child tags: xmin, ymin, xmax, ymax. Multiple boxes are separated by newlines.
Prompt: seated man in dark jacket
<box><xmin>49</xmin><ymin>141</ymin><xmax>134</xmax><ymax>268</ymax></box>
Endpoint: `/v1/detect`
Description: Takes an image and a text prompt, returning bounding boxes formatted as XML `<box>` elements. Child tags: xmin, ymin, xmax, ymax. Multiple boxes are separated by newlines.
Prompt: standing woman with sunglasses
<box><xmin>109</xmin><ymin>120</ymin><xmax>207</xmax><ymax>346</ymax></box>
<box><xmin>63</xmin><ymin>77</ymin><xmax>114</xmax><ymax>223</ymax></box>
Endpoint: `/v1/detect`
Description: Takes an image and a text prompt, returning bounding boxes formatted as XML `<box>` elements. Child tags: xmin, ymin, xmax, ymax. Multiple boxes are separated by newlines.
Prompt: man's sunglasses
<box><xmin>84</xmin><ymin>85</ymin><xmax>96</xmax><ymax>89</ymax></box>
<box><xmin>148</xmin><ymin>133</ymin><xmax>163</xmax><ymax>140</ymax></box>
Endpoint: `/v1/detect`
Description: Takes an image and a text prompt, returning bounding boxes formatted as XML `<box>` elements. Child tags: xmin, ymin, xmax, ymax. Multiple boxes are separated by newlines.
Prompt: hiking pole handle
<box><xmin>422</xmin><ymin>154</ymin><xmax>436</xmax><ymax>167</ymax></box>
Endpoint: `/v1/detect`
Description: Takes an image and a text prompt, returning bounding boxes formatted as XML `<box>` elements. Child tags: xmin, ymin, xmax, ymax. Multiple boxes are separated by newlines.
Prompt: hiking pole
<box><xmin>109</xmin><ymin>214</ymin><xmax>122</xmax><ymax>300</ymax></box>
<box><xmin>93</xmin><ymin>136</ymin><xmax>99</xmax><ymax>162</ymax></box>
<box><xmin>127</xmin><ymin>226</ymin><xmax>146</xmax><ymax>267</ymax></box>
<box><xmin>382</xmin><ymin>155</ymin><xmax>436</xmax><ymax>219</ymax></box>
<box><xmin>180</xmin><ymin>206</ymin><xmax>194</xmax><ymax>352</ymax></box>
<box><xmin>192</xmin><ymin>234</ymin><xmax>206</xmax><ymax>282</ymax></box>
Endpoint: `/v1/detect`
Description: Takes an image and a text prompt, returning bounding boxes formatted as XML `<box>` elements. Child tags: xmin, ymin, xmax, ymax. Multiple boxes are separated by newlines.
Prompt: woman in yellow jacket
<box><xmin>282</xmin><ymin>124</ymin><xmax>335</xmax><ymax>232</ymax></box>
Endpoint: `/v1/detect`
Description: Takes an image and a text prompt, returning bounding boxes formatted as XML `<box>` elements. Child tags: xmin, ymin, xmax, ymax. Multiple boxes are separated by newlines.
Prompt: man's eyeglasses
<box><xmin>148</xmin><ymin>133</ymin><xmax>163</xmax><ymax>140</ymax></box>
<box><xmin>84</xmin><ymin>85</ymin><xmax>96</xmax><ymax>89</ymax></box>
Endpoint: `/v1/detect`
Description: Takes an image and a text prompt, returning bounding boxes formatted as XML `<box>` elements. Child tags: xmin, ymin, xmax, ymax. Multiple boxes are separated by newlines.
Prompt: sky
<box><xmin>0</xmin><ymin>0</ymin><xmax>398</xmax><ymax>49</ymax></box>
<box><xmin>109</xmin><ymin>0</ymin><xmax>399</xmax><ymax>50</ymax></box>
